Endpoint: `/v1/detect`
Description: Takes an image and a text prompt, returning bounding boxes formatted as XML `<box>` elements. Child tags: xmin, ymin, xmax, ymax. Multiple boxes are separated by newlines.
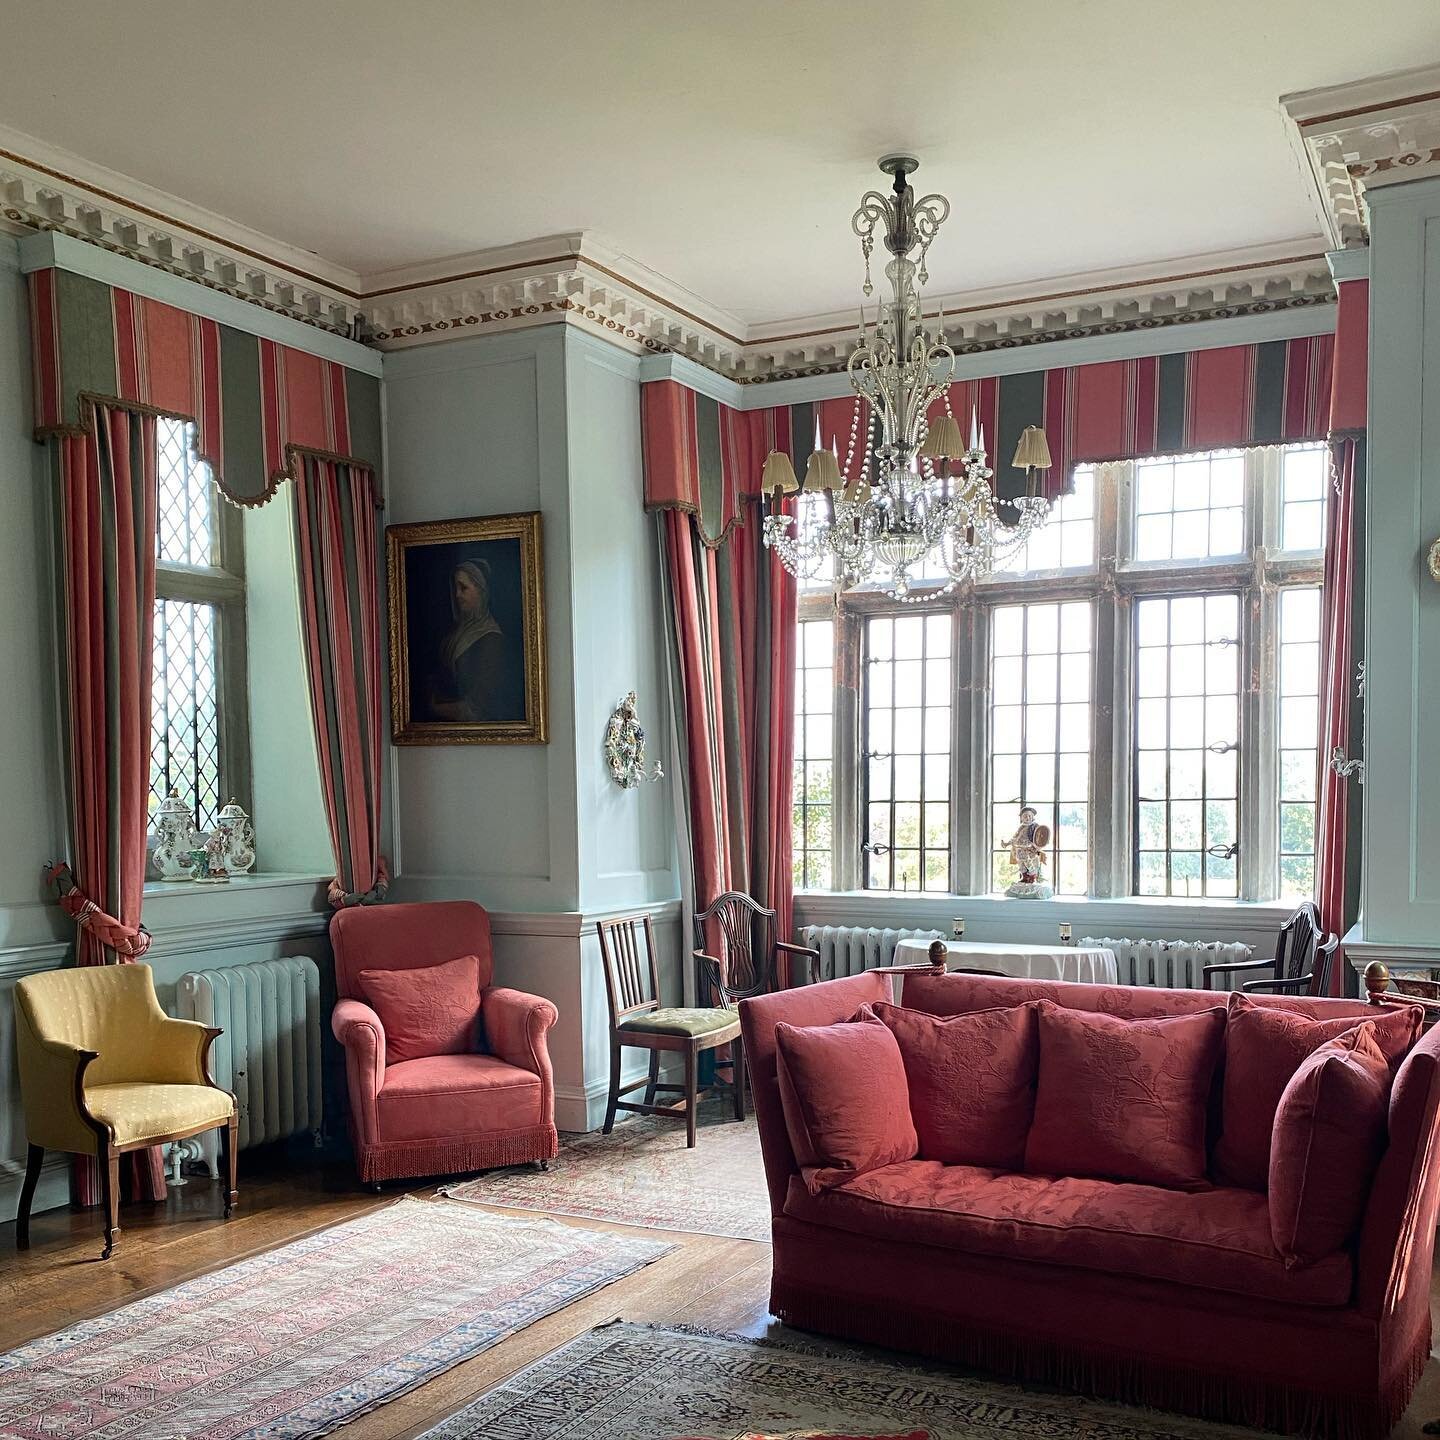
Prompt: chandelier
<box><xmin>761</xmin><ymin>155</ymin><xmax>1055</xmax><ymax>600</ymax></box>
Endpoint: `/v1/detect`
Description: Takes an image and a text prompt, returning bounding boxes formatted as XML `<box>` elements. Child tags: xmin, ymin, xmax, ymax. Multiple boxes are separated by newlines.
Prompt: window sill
<box><xmin>142</xmin><ymin>870</ymin><xmax>330</xmax><ymax>899</ymax></box>
<box><xmin>792</xmin><ymin>890</ymin><xmax>1293</xmax><ymax>943</ymax></box>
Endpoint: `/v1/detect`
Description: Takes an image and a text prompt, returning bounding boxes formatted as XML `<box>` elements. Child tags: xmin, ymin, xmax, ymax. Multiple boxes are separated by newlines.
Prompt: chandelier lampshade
<box><xmin>918</xmin><ymin>412</ymin><xmax>966</xmax><ymax>461</ymax></box>
<box><xmin>761</xmin><ymin>155</ymin><xmax>1055</xmax><ymax>599</ymax></box>
<box><xmin>761</xmin><ymin>449</ymin><xmax>800</xmax><ymax>497</ymax></box>
<box><xmin>1012</xmin><ymin>424</ymin><xmax>1053</xmax><ymax>474</ymax></box>
<box><xmin>803</xmin><ymin>445</ymin><xmax>842</xmax><ymax>492</ymax></box>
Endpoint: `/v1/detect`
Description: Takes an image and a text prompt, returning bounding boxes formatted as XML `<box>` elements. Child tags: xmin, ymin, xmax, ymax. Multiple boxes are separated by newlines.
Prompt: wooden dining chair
<box><xmin>1202</xmin><ymin>901</ymin><xmax>1338</xmax><ymax>995</ymax></box>
<box><xmin>597</xmin><ymin>913</ymin><xmax>744</xmax><ymax>1148</ymax></box>
<box><xmin>693</xmin><ymin>890</ymin><xmax>819</xmax><ymax>999</ymax></box>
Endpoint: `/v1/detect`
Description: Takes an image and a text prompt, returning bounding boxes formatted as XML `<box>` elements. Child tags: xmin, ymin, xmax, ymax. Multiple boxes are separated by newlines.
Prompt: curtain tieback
<box><xmin>43</xmin><ymin>861</ymin><xmax>152</xmax><ymax>958</ymax></box>
<box><xmin>328</xmin><ymin>855</ymin><xmax>391</xmax><ymax>910</ymax></box>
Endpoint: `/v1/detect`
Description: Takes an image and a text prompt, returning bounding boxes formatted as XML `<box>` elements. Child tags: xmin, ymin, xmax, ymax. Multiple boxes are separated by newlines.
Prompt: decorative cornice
<box><xmin>0</xmin><ymin>123</ymin><xmax>1338</xmax><ymax>384</ymax></box>
<box><xmin>0</xmin><ymin>122</ymin><xmax>364</xmax><ymax>336</ymax></box>
<box><xmin>1282</xmin><ymin>64</ymin><xmax>1440</xmax><ymax>249</ymax></box>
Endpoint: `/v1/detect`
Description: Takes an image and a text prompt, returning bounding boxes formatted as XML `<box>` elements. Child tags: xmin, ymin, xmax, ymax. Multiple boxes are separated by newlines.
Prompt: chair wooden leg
<box><xmin>99</xmin><ymin>1145</ymin><xmax>120</xmax><ymax>1261</ymax></box>
<box><xmin>643</xmin><ymin>1050</ymin><xmax>661</xmax><ymax>1108</ymax></box>
<box><xmin>16</xmin><ymin>1144</ymin><xmax>43</xmax><ymax>1250</ymax></box>
<box><xmin>732</xmin><ymin>1036</ymin><xmax>746</xmax><ymax>1122</ymax></box>
<box><xmin>220</xmin><ymin>1115</ymin><xmax>239</xmax><ymax>1217</ymax></box>
<box><xmin>684</xmin><ymin>1043</ymin><xmax>698</xmax><ymax>1149</ymax></box>
<box><xmin>603</xmin><ymin>1041</ymin><xmax>623</xmax><ymax>1134</ymax></box>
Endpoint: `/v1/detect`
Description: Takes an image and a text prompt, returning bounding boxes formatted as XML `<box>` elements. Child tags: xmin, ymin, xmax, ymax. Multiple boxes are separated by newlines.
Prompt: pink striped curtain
<box><xmin>53</xmin><ymin>403</ymin><xmax>167</xmax><ymax>1204</ymax></box>
<box><xmin>662</xmin><ymin>499</ymin><xmax>798</xmax><ymax>979</ymax></box>
<box><xmin>1316</xmin><ymin>278</ymin><xmax>1369</xmax><ymax>993</ymax></box>
<box><xmin>292</xmin><ymin>453</ymin><xmax>388</xmax><ymax>907</ymax></box>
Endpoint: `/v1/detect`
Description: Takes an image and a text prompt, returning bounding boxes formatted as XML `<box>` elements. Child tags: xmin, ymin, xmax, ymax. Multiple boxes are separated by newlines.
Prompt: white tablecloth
<box><xmin>892</xmin><ymin>937</ymin><xmax>1118</xmax><ymax>985</ymax></box>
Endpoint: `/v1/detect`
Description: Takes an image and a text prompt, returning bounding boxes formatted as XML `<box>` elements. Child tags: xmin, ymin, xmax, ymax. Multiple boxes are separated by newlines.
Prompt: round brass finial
<box><xmin>1364</xmin><ymin>960</ymin><xmax>1391</xmax><ymax>1004</ymax></box>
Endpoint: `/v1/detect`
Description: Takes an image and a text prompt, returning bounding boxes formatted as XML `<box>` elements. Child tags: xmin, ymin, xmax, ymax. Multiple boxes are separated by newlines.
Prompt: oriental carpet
<box><xmin>0</xmin><ymin>1197</ymin><xmax>671</xmax><ymax>1440</ymax></box>
<box><xmin>418</xmin><ymin>1322</ymin><xmax>1271</xmax><ymax>1440</ymax></box>
<box><xmin>441</xmin><ymin>1101</ymin><xmax>770</xmax><ymax>1242</ymax></box>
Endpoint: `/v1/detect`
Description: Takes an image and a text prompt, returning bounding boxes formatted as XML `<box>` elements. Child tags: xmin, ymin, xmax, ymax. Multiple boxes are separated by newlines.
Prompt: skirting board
<box><xmin>555</xmin><ymin>1056</ymin><xmax>684</xmax><ymax>1133</ymax></box>
<box><xmin>0</xmin><ymin>1152</ymin><xmax>69</xmax><ymax>1223</ymax></box>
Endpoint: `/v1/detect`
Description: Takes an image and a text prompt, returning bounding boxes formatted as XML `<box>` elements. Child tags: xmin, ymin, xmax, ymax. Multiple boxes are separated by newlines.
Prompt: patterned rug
<box><xmin>417</xmin><ymin>1323</ymin><xmax>1269</xmax><ymax>1440</ymax></box>
<box><xmin>0</xmin><ymin>1197</ymin><xmax>673</xmax><ymax>1440</ymax></box>
<box><xmin>442</xmin><ymin>1101</ymin><xmax>770</xmax><ymax>1242</ymax></box>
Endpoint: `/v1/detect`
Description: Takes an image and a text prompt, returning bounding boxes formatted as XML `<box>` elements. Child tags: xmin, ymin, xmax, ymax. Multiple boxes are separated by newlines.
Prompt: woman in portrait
<box><xmin>427</xmin><ymin>559</ymin><xmax>523</xmax><ymax>722</ymax></box>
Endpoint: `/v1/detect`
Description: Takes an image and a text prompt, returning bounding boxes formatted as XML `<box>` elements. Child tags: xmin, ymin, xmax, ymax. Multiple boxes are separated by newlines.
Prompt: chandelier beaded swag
<box><xmin>761</xmin><ymin>155</ymin><xmax>1054</xmax><ymax>600</ymax></box>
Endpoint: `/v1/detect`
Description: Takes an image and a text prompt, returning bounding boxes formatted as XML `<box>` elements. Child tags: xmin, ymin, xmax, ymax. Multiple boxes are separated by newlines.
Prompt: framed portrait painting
<box><xmin>386</xmin><ymin>511</ymin><xmax>548</xmax><ymax>744</ymax></box>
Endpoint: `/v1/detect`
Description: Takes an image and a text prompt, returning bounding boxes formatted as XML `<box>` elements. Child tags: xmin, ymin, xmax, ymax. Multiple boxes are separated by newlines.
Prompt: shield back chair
<box><xmin>330</xmin><ymin>900</ymin><xmax>559</xmax><ymax>1187</ymax></box>
<box><xmin>1202</xmin><ymin>900</ymin><xmax>1339</xmax><ymax>996</ymax></box>
<box><xmin>692</xmin><ymin>890</ymin><xmax>819</xmax><ymax>1001</ymax></box>
<box><xmin>14</xmin><ymin>963</ymin><xmax>238</xmax><ymax>1259</ymax></box>
<box><xmin>597</xmin><ymin>912</ymin><xmax>743</xmax><ymax>1148</ymax></box>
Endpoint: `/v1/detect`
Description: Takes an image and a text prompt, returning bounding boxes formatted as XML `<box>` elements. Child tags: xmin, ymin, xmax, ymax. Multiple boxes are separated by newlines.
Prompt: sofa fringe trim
<box><xmin>770</xmin><ymin>1280</ymin><xmax>1428</xmax><ymax>1440</ymax></box>
<box><xmin>356</xmin><ymin>1124</ymin><xmax>559</xmax><ymax>1183</ymax></box>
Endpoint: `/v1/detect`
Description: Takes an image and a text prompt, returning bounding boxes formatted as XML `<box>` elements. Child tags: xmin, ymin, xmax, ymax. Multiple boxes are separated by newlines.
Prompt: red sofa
<box><xmin>331</xmin><ymin>900</ymin><xmax>559</xmax><ymax>1184</ymax></box>
<box><xmin>739</xmin><ymin>970</ymin><xmax>1440</xmax><ymax>1439</ymax></box>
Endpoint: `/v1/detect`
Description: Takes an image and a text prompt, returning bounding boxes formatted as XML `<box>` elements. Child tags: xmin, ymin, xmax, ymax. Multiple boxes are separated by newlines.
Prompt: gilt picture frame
<box><xmin>386</xmin><ymin>511</ymin><xmax>548</xmax><ymax>745</ymax></box>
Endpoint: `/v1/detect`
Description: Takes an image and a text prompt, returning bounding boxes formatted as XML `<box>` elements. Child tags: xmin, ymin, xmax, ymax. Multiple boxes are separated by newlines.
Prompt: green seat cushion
<box><xmin>618</xmin><ymin>1006</ymin><xmax>737</xmax><ymax>1037</ymax></box>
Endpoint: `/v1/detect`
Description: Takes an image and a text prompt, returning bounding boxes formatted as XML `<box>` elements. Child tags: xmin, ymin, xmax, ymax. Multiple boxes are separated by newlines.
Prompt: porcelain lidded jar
<box><xmin>214</xmin><ymin>799</ymin><xmax>256</xmax><ymax>874</ymax></box>
<box><xmin>152</xmin><ymin>790</ymin><xmax>201</xmax><ymax>880</ymax></box>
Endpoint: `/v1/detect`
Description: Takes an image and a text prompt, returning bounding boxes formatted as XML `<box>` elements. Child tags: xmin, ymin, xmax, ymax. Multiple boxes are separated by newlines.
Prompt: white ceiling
<box><xmin>1</xmin><ymin>0</ymin><xmax>1437</xmax><ymax>325</ymax></box>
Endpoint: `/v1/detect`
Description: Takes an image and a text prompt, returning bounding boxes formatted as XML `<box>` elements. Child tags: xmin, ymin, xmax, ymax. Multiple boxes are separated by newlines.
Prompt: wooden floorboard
<box><xmin>4</xmin><ymin>1150</ymin><xmax>1440</xmax><ymax>1439</ymax></box>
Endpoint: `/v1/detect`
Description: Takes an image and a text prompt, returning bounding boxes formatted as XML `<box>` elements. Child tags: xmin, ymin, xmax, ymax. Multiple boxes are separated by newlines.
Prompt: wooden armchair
<box><xmin>692</xmin><ymin>891</ymin><xmax>819</xmax><ymax>1002</ymax></box>
<box><xmin>1203</xmin><ymin>901</ymin><xmax>1338</xmax><ymax>996</ymax></box>
<box><xmin>14</xmin><ymin>963</ymin><xmax>237</xmax><ymax>1259</ymax></box>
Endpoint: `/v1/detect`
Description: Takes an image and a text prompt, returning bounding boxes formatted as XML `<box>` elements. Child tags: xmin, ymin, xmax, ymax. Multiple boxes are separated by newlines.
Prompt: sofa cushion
<box><xmin>1025</xmin><ymin>1002</ymin><xmax>1225</xmax><ymax>1190</ymax></box>
<box><xmin>1215</xmin><ymin>992</ymin><xmax>1420</xmax><ymax>1190</ymax></box>
<box><xmin>359</xmin><ymin>953</ymin><xmax>482</xmax><ymax>1064</ymax></box>
<box><xmin>1270</xmin><ymin>1023</ymin><xmax>1391</xmax><ymax>1266</ymax></box>
<box><xmin>378</xmin><ymin>1052</ymin><xmax>543</xmax><ymax>1141</ymax></box>
<box><xmin>857</xmin><ymin>1000</ymin><xmax>1039</xmax><ymax>1170</ymax></box>
<box><xmin>776</xmin><ymin>1018</ymin><xmax>918</xmax><ymax>1195</ymax></box>
<box><xmin>784</xmin><ymin>1161</ymin><xmax>1352</xmax><ymax>1308</ymax></box>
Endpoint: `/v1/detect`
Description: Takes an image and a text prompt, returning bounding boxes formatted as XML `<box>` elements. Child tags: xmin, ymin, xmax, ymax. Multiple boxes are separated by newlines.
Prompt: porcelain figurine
<box><xmin>152</xmin><ymin>790</ymin><xmax>201</xmax><ymax>880</ymax></box>
<box><xmin>214</xmin><ymin>799</ymin><xmax>256</xmax><ymax>874</ymax></box>
<box><xmin>1003</xmin><ymin>804</ymin><xmax>1053</xmax><ymax>899</ymax></box>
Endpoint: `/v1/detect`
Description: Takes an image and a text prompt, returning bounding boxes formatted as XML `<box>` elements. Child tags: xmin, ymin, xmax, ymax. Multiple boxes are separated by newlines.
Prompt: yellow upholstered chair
<box><xmin>14</xmin><ymin>963</ymin><xmax>238</xmax><ymax>1259</ymax></box>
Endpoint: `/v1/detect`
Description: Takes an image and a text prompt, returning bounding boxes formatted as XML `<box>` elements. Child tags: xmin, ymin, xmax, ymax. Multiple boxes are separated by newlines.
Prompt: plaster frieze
<box><xmin>1283</xmin><ymin>63</ymin><xmax>1440</xmax><ymax>249</ymax></box>
<box><xmin>0</xmin><ymin>125</ymin><xmax>1337</xmax><ymax>383</ymax></box>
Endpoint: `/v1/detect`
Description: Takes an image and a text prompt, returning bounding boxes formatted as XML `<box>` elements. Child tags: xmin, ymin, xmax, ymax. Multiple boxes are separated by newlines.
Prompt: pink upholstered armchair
<box><xmin>330</xmin><ymin>900</ymin><xmax>559</xmax><ymax>1186</ymax></box>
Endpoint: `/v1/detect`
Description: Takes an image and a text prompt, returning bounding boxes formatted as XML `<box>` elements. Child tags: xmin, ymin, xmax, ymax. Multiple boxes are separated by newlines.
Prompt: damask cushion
<box><xmin>359</xmin><ymin>953</ymin><xmax>482</xmax><ymax>1065</ymax></box>
<box><xmin>1269</xmin><ymin>1022</ymin><xmax>1391</xmax><ymax>1265</ymax></box>
<box><xmin>775</xmin><ymin>1018</ymin><xmax>918</xmax><ymax>1195</ymax></box>
<box><xmin>1215</xmin><ymin>992</ymin><xmax>1420</xmax><ymax>1190</ymax></box>
<box><xmin>1025</xmin><ymin>1002</ymin><xmax>1226</xmax><ymax>1189</ymax></box>
<box><xmin>856</xmin><ymin>1000</ymin><xmax>1039</xmax><ymax>1169</ymax></box>
<box><xmin>378</xmin><ymin>1053</ymin><xmax>544</xmax><ymax>1141</ymax></box>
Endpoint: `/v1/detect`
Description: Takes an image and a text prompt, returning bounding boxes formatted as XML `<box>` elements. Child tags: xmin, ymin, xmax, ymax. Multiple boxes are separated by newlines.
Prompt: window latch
<box><xmin>1206</xmin><ymin>637</ymin><xmax>1240</xmax><ymax>648</ymax></box>
<box><xmin>1206</xmin><ymin>843</ymin><xmax>1239</xmax><ymax>860</ymax></box>
<box><xmin>864</xmin><ymin>749</ymin><xmax>891</xmax><ymax>761</ymax></box>
<box><xmin>861</xmin><ymin>842</ymin><xmax>892</xmax><ymax>856</ymax></box>
<box><xmin>1205</xmin><ymin>741</ymin><xmax>1238</xmax><ymax>755</ymax></box>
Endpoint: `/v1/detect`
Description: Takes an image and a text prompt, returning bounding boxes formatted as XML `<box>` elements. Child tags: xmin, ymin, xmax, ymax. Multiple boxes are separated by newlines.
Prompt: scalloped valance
<box><xmin>643</xmin><ymin>331</ymin><xmax>1335</xmax><ymax>547</ymax></box>
<box><xmin>27</xmin><ymin>267</ymin><xmax>381</xmax><ymax>505</ymax></box>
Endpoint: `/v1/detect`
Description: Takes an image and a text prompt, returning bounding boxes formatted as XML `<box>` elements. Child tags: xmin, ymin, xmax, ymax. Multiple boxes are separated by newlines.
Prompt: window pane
<box><xmin>156</xmin><ymin>416</ymin><xmax>216</xmax><ymax>566</ymax></box>
<box><xmin>989</xmin><ymin>601</ymin><xmax>1090</xmax><ymax>895</ymax></box>
<box><xmin>1278</xmin><ymin>586</ymin><xmax>1322</xmax><ymax>901</ymax></box>
<box><xmin>1132</xmin><ymin>592</ymin><xmax>1240</xmax><ymax>896</ymax></box>
<box><xmin>865</xmin><ymin>610</ymin><xmax>951</xmax><ymax>891</ymax></box>
<box><xmin>993</xmin><ymin>465</ymin><xmax>1098</xmax><ymax>574</ymax></box>
<box><xmin>1281</xmin><ymin>444</ymin><xmax>1328</xmax><ymax>554</ymax></box>
<box><xmin>793</xmin><ymin>619</ymin><xmax>835</xmax><ymax>890</ymax></box>
<box><xmin>150</xmin><ymin>598</ymin><xmax>222</xmax><ymax>834</ymax></box>
<box><xmin>1130</xmin><ymin>449</ymin><xmax>1246</xmax><ymax>560</ymax></box>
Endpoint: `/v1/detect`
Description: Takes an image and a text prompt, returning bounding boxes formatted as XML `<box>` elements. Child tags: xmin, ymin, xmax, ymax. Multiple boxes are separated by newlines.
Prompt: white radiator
<box><xmin>801</xmin><ymin>925</ymin><xmax>944</xmax><ymax>981</ymax></box>
<box><xmin>1079</xmin><ymin>937</ymin><xmax>1253</xmax><ymax>989</ymax></box>
<box><xmin>173</xmin><ymin>956</ymin><xmax>323</xmax><ymax>1174</ymax></box>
